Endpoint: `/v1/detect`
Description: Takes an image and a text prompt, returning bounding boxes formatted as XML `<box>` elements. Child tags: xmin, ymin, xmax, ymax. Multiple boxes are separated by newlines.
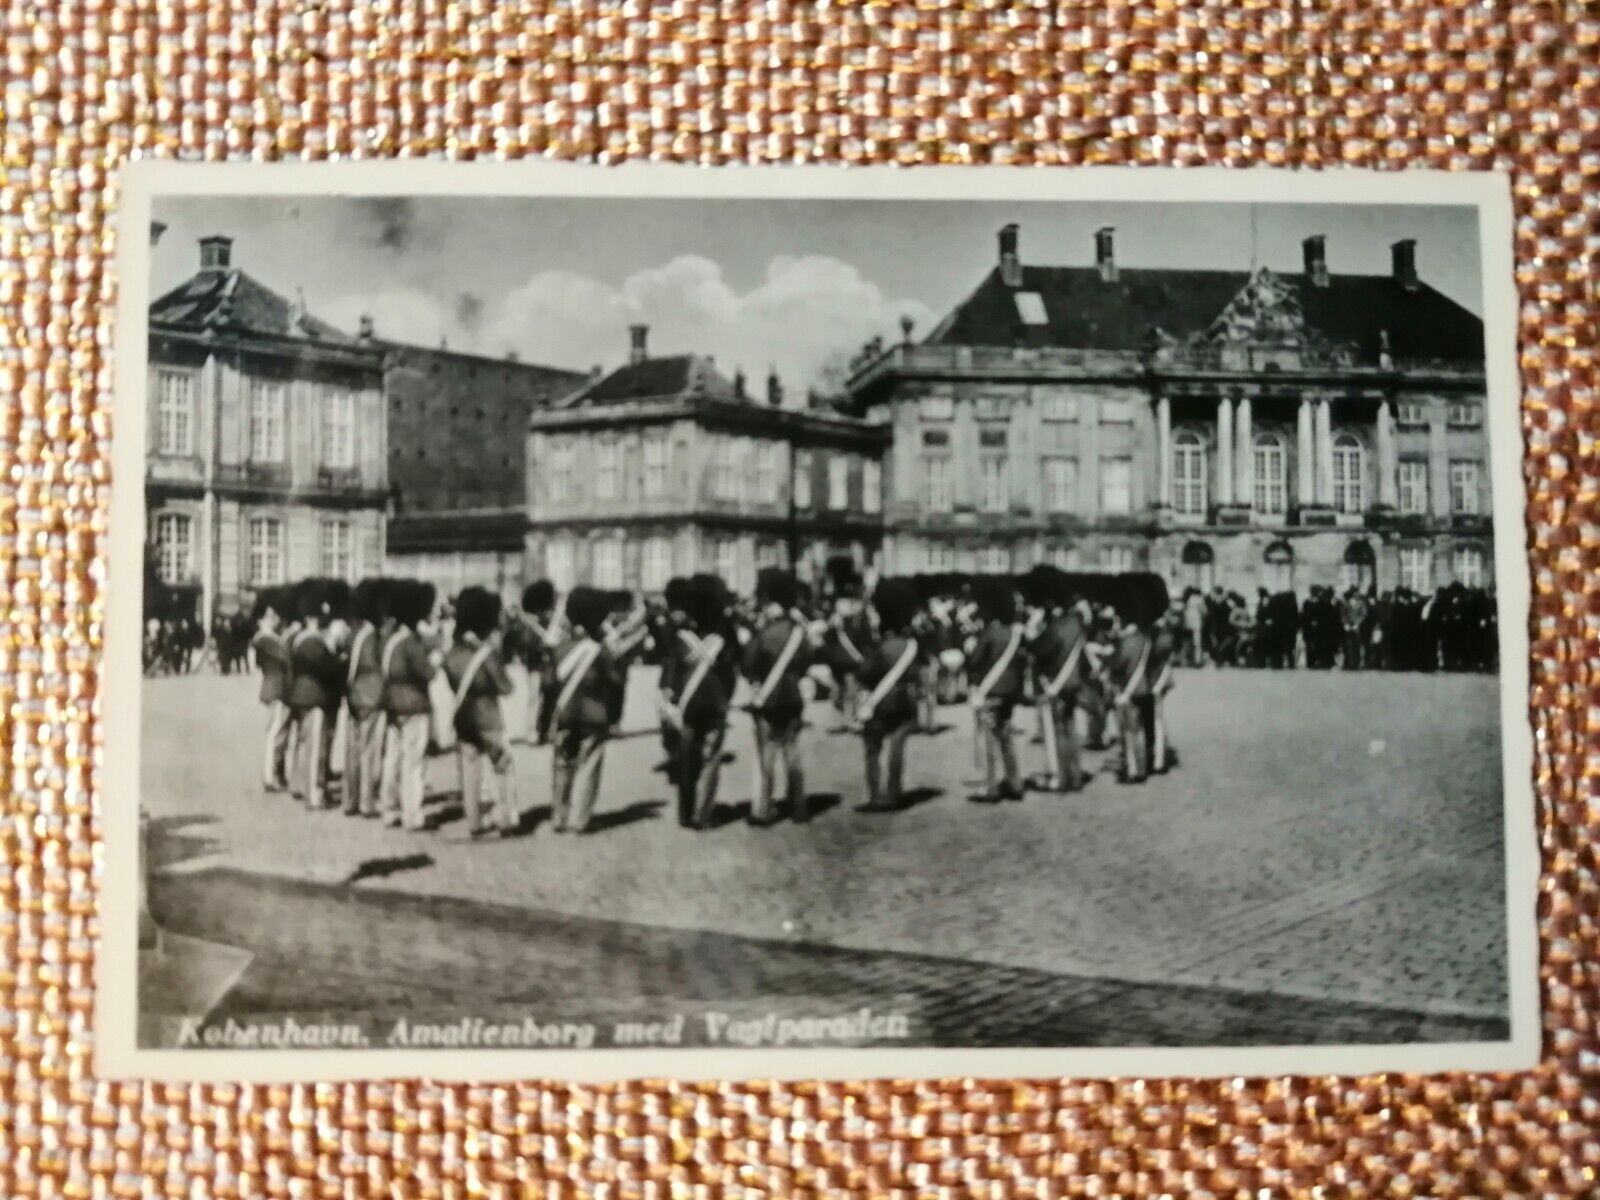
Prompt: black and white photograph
<box><xmin>100</xmin><ymin>164</ymin><xmax>1534</xmax><ymax>1082</ymax></box>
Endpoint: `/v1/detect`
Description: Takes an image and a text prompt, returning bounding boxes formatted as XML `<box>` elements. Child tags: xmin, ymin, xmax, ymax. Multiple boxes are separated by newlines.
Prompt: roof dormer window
<box><xmin>1013</xmin><ymin>291</ymin><xmax>1048</xmax><ymax>325</ymax></box>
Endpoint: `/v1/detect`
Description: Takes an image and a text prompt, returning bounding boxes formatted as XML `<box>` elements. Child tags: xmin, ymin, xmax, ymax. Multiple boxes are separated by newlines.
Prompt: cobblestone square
<box><xmin>139</xmin><ymin>666</ymin><xmax>1510</xmax><ymax>1048</ymax></box>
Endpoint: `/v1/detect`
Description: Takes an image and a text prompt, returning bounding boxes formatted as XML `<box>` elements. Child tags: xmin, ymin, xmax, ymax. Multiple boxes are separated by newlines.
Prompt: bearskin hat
<box><xmin>322</xmin><ymin>578</ymin><xmax>352</xmax><ymax>622</ymax></box>
<box><xmin>521</xmin><ymin>578</ymin><xmax>556</xmax><ymax>615</ymax></box>
<box><xmin>565</xmin><ymin>585</ymin><xmax>610</xmax><ymax>636</ymax></box>
<box><xmin>663</xmin><ymin>576</ymin><xmax>691</xmax><ymax>615</ymax></box>
<box><xmin>755</xmin><ymin>566</ymin><xmax>799</xmax><ymax>610</ymax></box>
<box><xmin>293</xmin><ymin>578</ymin><xmax>326</xmax><ymax>622</ymax></box>
<box><xmin>390</xmin><ymin>579</ymin><xmax>437</xmax><ymax>628</ymax></box>
<box><xmin>973</xmin><ymin>575</ymin><xmax>1017</xmax><ymax>624</ymax></box>
<box><xmin>454</xmin><ymin>585</ymin><xmax>502</xmax><ymax>640</ymax></box>
<box><xmin>685</xmin><ymin>573</ymin><xmax>729</xmax><ymax>630</ymax></box>
<box><xmin>871</xmin><ymin>577</ymin><xmax>920</xmax><ymax>634</ymax></box>
<box><xmin>252</xmin><ymin>585</ymin><xmax>289</xmax><ymax>621</ymax></box>
<box><xmin>352</xmin><ymin>577</ymin><xmax>388</xmax><ymax>625</ymax></box>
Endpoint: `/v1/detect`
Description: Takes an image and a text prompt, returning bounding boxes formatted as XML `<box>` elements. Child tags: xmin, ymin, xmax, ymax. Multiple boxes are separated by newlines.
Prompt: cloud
<box><xmin>324</xmin><ymin>254</ymin><xmax>933</xmax><ymax>395</ymax></box>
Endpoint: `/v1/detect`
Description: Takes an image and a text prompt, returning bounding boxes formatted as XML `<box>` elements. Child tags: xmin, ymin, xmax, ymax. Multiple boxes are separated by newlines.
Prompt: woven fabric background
<box><xmin>2</xmin><ymin>0</ymin><xmax>1596</xmax><ymax>1195</ymax></box>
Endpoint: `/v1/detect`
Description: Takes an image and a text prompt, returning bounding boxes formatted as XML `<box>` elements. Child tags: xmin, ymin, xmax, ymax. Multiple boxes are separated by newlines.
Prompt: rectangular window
<box><xmin>248</xmin><ymin>379</ymin><xmax>287</xmax><ymax>463</ymax></box>
<box><xmin>973</xmin><ymin>391</ymin><xmax>1011</xmax><ymax>421</ymax></box>
<box><xmin>714</xmin><ymin>437</ymin><xmax>740</xmax><ymax>502</ymax></box>
<box><xmin>592</xmin><ymin>537</ymin><xmax>623</xmax><ymax>589</ymax></box>
<box><xmin>1452</xmin><ymin>545</ymin><xmax>1486</xmax><ymax>587</ymax></box>
<box><xmin>921</xmin><ymin>429</ymin><xmax>950</xmax><ymax>448</ymax></box>
<box><xmin>1038</xmin><ymin>389</ymin><xmax>1078</xmax><ymax>422</ymax></box>
<box><xmin>1450</xmin><ymin>459</ymin><xmax>1481</xmax><ymax>515</ymax></box>
<box><xmin>594</xmin><ymin>439</ymin><xmax>620</xmax><ymax>500</ymax></box>
<box><xmin>1043</xmin><ymin>457</ymin><xmax>1078</xmax><ymax>513</ymax></box>
<box><xmin>1103</xmin><ymin>544</ymin><xmax>1134</xmax><ymax>574</ymax></box>
<box><xmin>862</xmin><ymin>460</ymin><xmax>882</xmax><ymax>514</ymax></box>
<box><xmin>1012</xmin><ymin>291</ymin><xmax>1048</xmax><ymax>325</ymax></box>
<box><xmin>319</xmin><ymin>518</ymin><xmax>354</xmax><ymax>578</ymax></box>
<box><xmin>924</xmin><ymin>542</ymin><xmax>956</xmax><ymax>572</ymax></box>
<box><xmin>980</xmin><ymin>545</ymin><xmax>1009</xmax><ymax>573</ymax></box>
<box><xmin>545</xmin><ymin>538</ymin><xmax>575</xmax><ymax>592</ymax></box>
<box><xmin>1099</xmin><ymin>397</ymin><xmax>1133</xmax><ymax>424</ymax></box>
<box><xmin>924</xmin><ymin>457</ymin><xmax>953</xmax><ymax>512</ymax></box>
<box><xmin>549</xmin><ymin>444</ymin><xmax>576</xmax><ymax>501</ymax></box>
<box><xmin>322</xmin><ymin>387</ymin><xmax>355</xmax><ymax>469</ymax></box>
<box><xmin>828</xmin><ymin>456</ymin><xmax>850</xmax><ymax>509</ymax></box>
<box><xmin>1447</xmin><ymin>401</ymin><xmax>1482</xmax><ymax>428</ymax></box>
<box><xmin>1397</xmin><ymin>460</ymin><xmax>1429</xmax><ymax>515</ymax></box>
<box><xmin>1399</xmin><ymin>546</ymin><xmax>1431</xmax><ymax>593</ymax></box>
<box><xmin>715</xmin><ymin>537</ymin><xmax>738</xmax><ymax>585</ymax></box>
<box><xmin>643</xmin><ymin>435</ymin><xmax>669</xmax><ymax>499</ymax></box>
<box><xmin>1049</xmin><ymin>544</ymin><xmax>1081</xmax><ymax>571</ymax></box>
<box><xmin>247</xmin><ymin>516</ymin><xmax>285</xmax><ymax>586</ymax></box>
<box><xmin>919</xmin><ymin>394</ymin><xmax>954</xmax><ymax>422</ymax></box>
<box><xmin>1099</xmin><ymin>456</ymin><xmax>1133</xmax><ymax>514</ymax></box>
<box><xmin>756</xmin><ymin>442</ymin><xmax>781</xmax><ymax>503</ymax></box>
<box><xmin>155</xmin><ymin>369</ymin><xmax>196</xmax><ymax>456</ymax></box>
<box><xmin>641</xmin><ymin>536</ymin><xmax>673</xmax><ymax>592</ymax></box>
<box><xmin>794</xmin><ymin>452</ymin><xmax>813</xmax><ymax>509</ymax></box>
<box><xmin>979</xmin><ymin>427</ymin><xmax>1007</xmax><ymax>449</ymax></box>
<box><xmin>1395</xmin><ymin>401</ymin><xmax>1428</xmax><ymax>427</ymax></box>
<box><xmin>980</xmin><ymin>457</ymin><xmax>1008</xmax><ymax>513</ymax></box>
<box><xmin>154</xmin><ymin>512</ymin><xmax>193</xmax><ymax>584</ymax></box>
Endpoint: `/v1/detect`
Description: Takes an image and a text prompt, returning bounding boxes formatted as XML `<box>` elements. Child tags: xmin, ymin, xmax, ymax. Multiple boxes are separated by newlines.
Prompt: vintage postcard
<box><xmin>99</xmin><ymin>162</ymin><xmax>1536</xmax><ymax>1082</ymax></box>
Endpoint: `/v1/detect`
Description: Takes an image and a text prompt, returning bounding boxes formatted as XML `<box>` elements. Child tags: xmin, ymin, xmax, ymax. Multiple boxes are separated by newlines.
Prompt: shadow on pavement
<box><xmin>585</xmin><ymin>799</ymin><xmax>667</xmax><ymax>834</ymax></box>
<box><xmin>344</xmin><ymin>852</ymin><xmax>435</xmax><ymax>885</ymax></box>
<box><xmin>147</xmin><ymin>815</ymin><xmax>224</xmax><ymax>871</ymax></box>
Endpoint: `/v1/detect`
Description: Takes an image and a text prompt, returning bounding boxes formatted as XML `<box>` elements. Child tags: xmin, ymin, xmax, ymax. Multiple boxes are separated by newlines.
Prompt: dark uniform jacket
<box><xmin>741</xmin><ymin>616</ymin><xmax>812</xmax><ymax>719</ymax></box>
<box><xmin>380</xmin><ymin>628</ymin><xmax>437</xmax><ymax>717</ymax></box>
<box><xmin>827</xmin><ymin>609</ymin><xmax>875</xmax><ymax>675</ymax></box>
<box><xmin>253</xmin><ymin>629</ymin><xmax>291</xmax><ymax>704</ymax></box>
<box><xmin>549</xmin><ymin>634</ymin><xmax>625</xmax><ymax>733</ymax></box>
<box><xmin>1106</xmin><ymin>626</ymin><xmax>1154</xmax><ymax>700</ymax></box>
<box><xmin>287</xmin><ymin>628</ymin><xmax>343</xmax><ymax>712</ymax></box>
<box><xmin>344</xmin><ymin>622</ymin><xmax>384</xmax><ymax>715</ymax></box>
<box><xmin>1029</xmin><ymin>612</ymin><xmax>1090</xmax><ymax>698</ymax></box>
<box><xmin>858</xmin><ymin>633</ymin><xmax>921</xmax><ymax>728</ymax></box>
<box><xmin>662</xmin><ymin>628</ymin><xmax>739</xmax><ymax>730</ymax></box>
<box><xmin>443</xmin><ymin>639</ymin><xmax>513</xmax><ymax>738</ymax></box>
<box><xmin>966</xmin><ymin>621</ymin><xmax>1026</xmax><ymax>703</ymax></box>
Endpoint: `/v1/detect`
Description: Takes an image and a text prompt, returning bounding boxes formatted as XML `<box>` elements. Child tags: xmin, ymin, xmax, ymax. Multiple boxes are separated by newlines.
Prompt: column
<box><xmin>1296</xmin><ymin>398</ymin><xmax>1315</xmax><ymax>507</ymax></box>
<box><xmin>1216</xmin><ymin>398</ymin><xmax>1234</xmax><ymax>506</ymax></box>
<box><xmin>1234</xmin><ymin>394</ymin><xmax>1253</xmax><ymax>507</ymax></box>
<box><xmin>1155</xmin><ymin>394</ymin><xmax>1172</xmax><ymax>508</ymax></box>
<box><xmin>1376</xmin><ymin>399</ymin><xmax>1397</xmax><ymax>508</ymax></box>
<box><xmin>1315</xmin><ymin>397</ymin><xmax>1334</xmax><ymax>505</ymax></box>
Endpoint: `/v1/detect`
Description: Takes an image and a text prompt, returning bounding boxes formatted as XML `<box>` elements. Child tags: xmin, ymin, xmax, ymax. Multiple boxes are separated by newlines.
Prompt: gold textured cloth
<box><xmin>3</xmin><ymin>0</ymin><xmax>1595</xmax><ymax>1195</ymax></box>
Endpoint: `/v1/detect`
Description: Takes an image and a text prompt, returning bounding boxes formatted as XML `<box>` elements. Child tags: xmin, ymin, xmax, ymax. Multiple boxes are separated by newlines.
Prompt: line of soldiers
<box><xmin>244</xmin><ymin>565</ymin><xmax>1180</xmax><ymax>840</ymax></box>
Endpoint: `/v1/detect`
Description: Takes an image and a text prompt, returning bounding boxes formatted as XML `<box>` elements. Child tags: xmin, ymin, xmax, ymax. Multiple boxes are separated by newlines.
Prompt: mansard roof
<box><xmin>927</xmin><ymin>264</ymin><xmax>1485</xmax><ymax>365</ymax></box>
<box><xmin>149</xmin><ymin>267</ymin><xmax>353</xmax><ymax>343</ymax></box>
<box><xmin>560</xmin><ymin>353</ymin><xmax>740</xmax><ymax>407</ymax></box>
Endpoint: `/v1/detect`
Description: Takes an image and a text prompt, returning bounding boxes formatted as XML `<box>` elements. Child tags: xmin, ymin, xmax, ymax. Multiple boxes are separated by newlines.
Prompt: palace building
<box><xmin>146</xmin><ymin>235</ymin><xmax>389</xmax><ymax>625</ymax></box>
<box><xmin>525</xmin><ymin>325</ymin><xmax>888</xmax><ymax>595</ymax></box>
<box><xmin>840</xmin><ymin>223</ymin><xmax>1492</xmax><ymax>597</ymax></box>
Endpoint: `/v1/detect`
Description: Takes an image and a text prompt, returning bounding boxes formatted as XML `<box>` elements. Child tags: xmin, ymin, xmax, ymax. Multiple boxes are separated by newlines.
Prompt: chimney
<box><xmin>997</xmin><ymin>223</ymin><xmax>1022</xmax><ymax>288</ymax></box>
<box><xmin>357</xmin><ymin>313</ymin><xmax>375</xmax><ymax>341</ymax></box>
<box><xmin>628</xmin><ymin>323</ymin><xmax>649</xmax><ymax>364</ymax></box>
<box><xmin>899</xmin><ymin>314</ymin><xmax>915</xmax><ymax>343</ymax></box>
<box><xmin>1095</xmin><ymin>226</ymin><xmax>1117</xmax><ymax>282</ymax></box>
<box><xmin>733</xmin><ymin>368</ymin><xmax>747</xmax><ymax>401</ymax></box>
<box><xmin>505</xmin><ymin>350</ymin><xmax>519</xmax><ymax>363</ymax></box>
<box><xmin>1391</xmin><ymin>239</ymin><xmax>1418</xmax><ymax>289</ymax></box>
<box><xmin>150</xmin><ymin>221</ymin><xmax>167</xmax><ymax>247</ymax></box>
<box><xmin>767</xmin><ymin>366</ymin><xmax>783</xmax><ymax>408</ymax></box>
<box><xmin>198</xmin><ymin>235</ymin><xmax>233</xmax><ymax>271</ymax></box>
<box><xmin>1302</xmin><ymin>235</ymin><xmax>1329</xmax><ymax>287</ymax></box>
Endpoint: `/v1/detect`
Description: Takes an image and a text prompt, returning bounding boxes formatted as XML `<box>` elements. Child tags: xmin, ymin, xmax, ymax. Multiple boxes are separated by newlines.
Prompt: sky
<box><xmin>150</xmin><ymin>195</ymin><xmax>1485</xmax><ymax>394</ymax></box>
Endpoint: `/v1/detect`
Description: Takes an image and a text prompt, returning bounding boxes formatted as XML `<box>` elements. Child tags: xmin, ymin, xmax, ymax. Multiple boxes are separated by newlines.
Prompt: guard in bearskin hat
<box><xmin>742</xmin><ymin>567</ymin><xmax>814</xmax><ymax>825</ymax></box>
<box><xmin>652</xmin><ymin>577</ymin><xmax>695</xmax><ymax>792</ymax></box>
<box><xmin>251</xmin><ymin>585</ymin><xmax>294</xmax><ymax>792</ymax></box>
<box><xmin>1020</xmin><ymin>567</ymin><xmax>1092</xmax><ymax>793</ymax></box>
<box><xmin>517</xmin><ymin>578</ymin><xmax>562</xmax><ymax>745</ymax></box>
<box><xmin>286</xmin><ymin>578</ymin><xmax>349</xmax><ymax>809</ymax></box>
<box><xmin>342</xmin><ymin>578</ymin><xmax>389</xmax><ymax>817</ymax></box>
<box><xmin>547</xmin><ymin>585</ymin><xmax>627</xmax><ymax>834</ymax></box>
<box><xmin>964</xmin><ymin>575</ymin><xmax>1027</xmax><ymax>802</ymax></box>
<box><xmin>824</xmin><ymin>566</ymin><xmax>876</xmax><ymax>734</ymax></box>
<box><xmin>856</xmin><ymin>578</ymin><xmax>924</xmax><ymax>812</ymax></box>
<box><xmin>379</xmin><ymin>579</ymin><xmax>439</xmax><ymax>830</ymax></box>
<box><xmin>1104</xmin><ymin>601</ymin><xmax>1156</xmax><ymax>783</ymax></box>
<box><xmin>444</xmin><ymin>586</ymin><xmax>519</xmax><ymax>838</ymax></box>
<box><xmin>659</xmin><ymin>573</ymin><xmax>740</xmax><ymax>828</ymax></box>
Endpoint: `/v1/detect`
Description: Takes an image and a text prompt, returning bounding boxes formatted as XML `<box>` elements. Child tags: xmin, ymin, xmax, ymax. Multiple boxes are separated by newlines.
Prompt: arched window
<box><xmin>1263</xmin><ymin>540</ymin><xmax>1294</xmax><ymax>593</ymax></box>
<box><xmin>1333</xmin><ymin>433</ymin><xmax>1365</xmax><ymax>514</ymax></box>
<box><xmin>1181</xmin><ymin>541</ymin><xmax>1215</xmax><ymax>592</ymax></box>
<box><xmin>1253</xmin><ymin>434</ymin><xmax>1287</xmax><ymax>515</ymax></box>
<box><xmin>1342</xmin><ymin>539</ymin><xmax>1376</xmax><ymax>592</ymax></box>
<box><xmin>1171</xmin><ymin>429</ymin><xmax>1207</xmax><ymax>516</ymax></box>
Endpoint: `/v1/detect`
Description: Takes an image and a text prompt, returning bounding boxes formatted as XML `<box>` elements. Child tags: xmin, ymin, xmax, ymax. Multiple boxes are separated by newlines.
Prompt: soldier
<box><xmin>742</xmin><ymin>567</ymin><xmax>813</xmax><ymax>825</ymax></box>
<box><xmin>826</xmin><ymin>575</ymin><xmax>875</xmax><ymax>733</ymax></box>
<box><xmin>444</xmin><ymin>586</ymin><xmax>518</xmax><ymax>839</ymax></box>
<box><xmin>1105</xmin><ymin>608</ymin><xmax>1155</xmax><ymax>783</ymax></box>
<box><xmin>286</xmin><ymin>579</ymin><xmax>348</xmax><ymax>809</ymax></box>
<box><xmin>342</xmin><ymin>578</ymin><xmax>388</xmax><ymax>817</ymax></box>
<box><xmin>1022</xmin><ymin>569</ymin><xmax>1092</xmax><ymax>793</ymax></box>
<box><xmin>518</xmin><ymin>579</ymin><xmax>562</xmax><ymax>745</ymax></box>
<box><xmin>1143</xmin><ymin>607</ymin><xmax>1182</xmax><ymax>775</ymax></box>
<box><xmin>654</xmin><ymin>577</ymin><xmax>696</xmax><ymax>791</ymax></box>
<box><xmin>379</xmin><ymin>580</ymin><xmax>439</xmax><ymax>831</ymax></box>
<box><xmin>251</xmin><ymin>586</ymin><xmax>293</xmax><ymax>792</ymax></box>
<box><xmin>910</xmin><ymin>600</ymin><xmax>941</xmax><ymax>731</ymax></box>
<box><xmin>548</xmin><ymin>585</ymin><xmax>629</xmax><ymax>835</ymax></box>
<box><xmin>660</xmin><ymin>574</ymin><xmax>740</xmax><ymax>829</ymax></box>
<box><xmin>856</xmin><ymin>578</ymin><xmax>923</xmax><ymax>813</ymax></box>
<box><xmin>965</xmin><ymin>577</ymin><xmax>1027</xmax><ymax>802</ymax></box>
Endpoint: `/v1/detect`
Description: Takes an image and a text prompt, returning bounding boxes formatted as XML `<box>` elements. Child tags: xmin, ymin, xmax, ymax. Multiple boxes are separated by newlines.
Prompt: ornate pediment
<box><xmin>1208</xmin><ymin>267</ymin><xmax>1311</xmax><ymax>345</ymax></box>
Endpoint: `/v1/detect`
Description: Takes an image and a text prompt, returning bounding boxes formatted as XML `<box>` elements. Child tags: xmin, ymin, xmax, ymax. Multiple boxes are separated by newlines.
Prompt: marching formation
<box><xmin>242</xmin><ymin>566</ymin><xmax>1182</xmax><ymax>840</ymax></box>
